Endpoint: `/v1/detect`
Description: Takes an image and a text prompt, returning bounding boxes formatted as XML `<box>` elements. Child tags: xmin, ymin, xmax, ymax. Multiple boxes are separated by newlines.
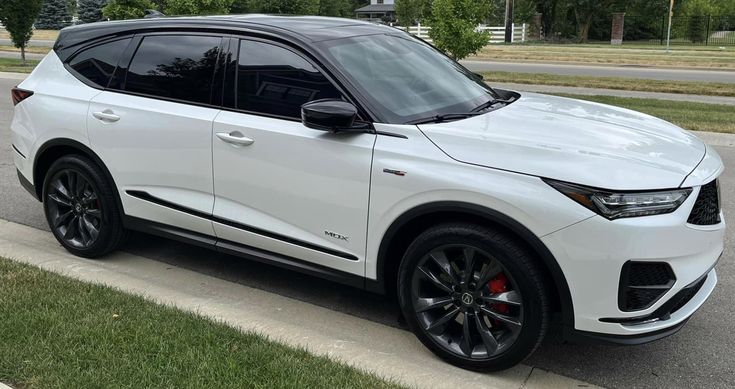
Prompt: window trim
<box><xmin>114</xmin><ymin>32</ymin><xmax>225</xmax><ymax>107</ymax></box>
<box><xmin>63</xmin><ymin>36</ymin><xmax>135</xmax><ymax>90</ymax></box>
<box><xmin>223</xmin><ymin>35</ymin><xmax>372</xmax><ymax>127</ymax></box>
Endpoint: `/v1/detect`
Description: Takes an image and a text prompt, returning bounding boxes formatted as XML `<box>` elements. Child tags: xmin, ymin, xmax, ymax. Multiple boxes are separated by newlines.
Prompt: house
<box><xmin>355</xmin><ymin>0</ymin><xmax>396</xmax><ymax>22</ymax></box>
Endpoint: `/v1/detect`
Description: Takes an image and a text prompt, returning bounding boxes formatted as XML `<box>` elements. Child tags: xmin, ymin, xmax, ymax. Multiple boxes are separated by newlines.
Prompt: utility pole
<box><xmin>505</xmin><ymin>0</ymin><xmax>514</xmax><ymax>43</ymax></box>
<box><xmin>666</xmin><ymin>0</ymin><xmax>675</xmax><ymax>52</ymax></box>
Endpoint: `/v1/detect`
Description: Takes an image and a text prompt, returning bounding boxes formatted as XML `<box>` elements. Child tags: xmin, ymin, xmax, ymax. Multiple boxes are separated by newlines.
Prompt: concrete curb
<box><xmin>0</xmin><ymin>383</ymin><xmax>12</xmax><ymax>389</ymax></box>
<box><xmin>0</xmin><ymin>219</ymin><xmax>601</xmax><ymax>389</ymax></box>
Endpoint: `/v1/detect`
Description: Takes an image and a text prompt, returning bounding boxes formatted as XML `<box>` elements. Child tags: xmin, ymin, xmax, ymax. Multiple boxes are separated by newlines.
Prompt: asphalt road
<box><xmin>1</xmin><ymin>77</ymin><xmax>733</xmax><ymax>388</ymax></box>
<box><xmin>461</xmin><ymin>60</ymin><xmax>735</xmax><ymax>84</ymax></box>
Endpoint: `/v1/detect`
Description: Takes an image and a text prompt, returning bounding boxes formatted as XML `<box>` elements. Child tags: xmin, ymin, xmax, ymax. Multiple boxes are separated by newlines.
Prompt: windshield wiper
<box><xmin>408</xmin><ymin>112</ymin><xmax>485</xmax><ymax>125</ymax></box>
<box><xmin>471</xmin><ymin>96</ymin><xmax>517</xmax><ymax>113</ymax></box>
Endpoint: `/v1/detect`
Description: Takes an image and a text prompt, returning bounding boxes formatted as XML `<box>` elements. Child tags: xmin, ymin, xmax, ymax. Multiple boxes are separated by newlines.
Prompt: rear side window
<box><xmin>68</xmin><ymin>38</ymin><xmax>132</xmax><ymax>88</ymax></box>
<box><xmin>236</xmin><ymin>40</ymin><xmax>342</xmax><ymax>119</ymax></box>
<box><xmin>124</xmin><ymin>35</ymin><xmax>222</xmax><ymax>105</ymax></box>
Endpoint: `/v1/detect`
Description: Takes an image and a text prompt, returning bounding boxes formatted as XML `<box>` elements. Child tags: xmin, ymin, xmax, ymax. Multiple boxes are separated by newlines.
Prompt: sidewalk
<box><xmin>493</xmin><ymin>82</ymin><xmax>735</xmax><ymax>106</ymax></box>
<box><xmin>0</xmin><ymin>219</ymin><xmax>599</xmax><ymax>389</ymax></box>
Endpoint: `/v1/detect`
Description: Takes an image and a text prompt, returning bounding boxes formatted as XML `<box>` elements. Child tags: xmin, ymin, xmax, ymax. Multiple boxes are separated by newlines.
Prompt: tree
<box><xmin>568</xmin><ymin>0</ymin><xmax>617</xmax><ymax>42</ymax></box>
<box><xmin>429</xmin><ymin>0</ymin><xmax>492</xmax><ymax>60</ymax></box>
<box><xmin>79</xmin><ymin>0</ymin><xmax>109</xmax><ymax>23</ymax></box>
<box><xmin>164</xmin><ymin>0</ymin><xmax>234</xmax><ymax>15</ymax></box>
<box><xmin>0</xmin><ymin>0</ymin><xmax>44</xmax><ymax>65</ymax></box>
<box><xmin>36</xmin><ymin>0</ymin><xmax>73</xmax><ymax>30</ymax></box>
<box><xmin>395</xmin><ymin>0</ymin><xmax>433</xmax><ymax>25</ymax></box>
<box><xmin>102</xmin><ymin>0</ymin><xmax>155</xmax><ymax>20</ymax></box>
<box><xmin>318</xmin><ymin>0</ymin><xmax>353</xmax><ymax>17</ymax></box>
<box><xmin>245</xmin><ymin>0</ymin><xmax>319</xmax><ymax>14</ymax></box>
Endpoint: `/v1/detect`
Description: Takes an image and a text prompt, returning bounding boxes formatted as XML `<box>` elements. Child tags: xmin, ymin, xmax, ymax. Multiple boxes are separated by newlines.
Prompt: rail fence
<box><xmin>394</xmin><ymin>23</ymin><xmax>527</xmax><ymax>44</ymax></box>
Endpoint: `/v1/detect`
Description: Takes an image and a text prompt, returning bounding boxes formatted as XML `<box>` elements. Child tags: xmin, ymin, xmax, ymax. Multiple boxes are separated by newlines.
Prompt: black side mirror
<box><xmin>301</xmin><ymin>99</ymin><xmax>360</xmax><ymax>132</ymax></box>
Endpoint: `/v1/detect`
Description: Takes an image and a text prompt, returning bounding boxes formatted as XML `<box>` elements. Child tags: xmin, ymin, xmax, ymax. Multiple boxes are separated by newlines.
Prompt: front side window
<box><xmin>236</xmin><ymin>40</ymin><xmax>342</xmax><ymax>119</ymax></box>
<box><xmin>318</xmin><ymin>34</ymin><xmax>497</xmax><ymax>123</ymax></box>
<box><xmin>68</xmin><ymin>38</ymin><xmax>132</xmax><ymax>88</ymax></box>
<box><xmin>124</xmin><ymin>35</ymin><xmax>222</xmax><ymax>105</ymax></box>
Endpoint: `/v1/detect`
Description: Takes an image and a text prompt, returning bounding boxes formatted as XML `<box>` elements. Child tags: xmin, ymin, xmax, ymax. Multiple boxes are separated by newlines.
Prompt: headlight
<box><xmin>544</xmin><ymin>179</ymin><xmax>692</xmax><ymax>220</ymax></box>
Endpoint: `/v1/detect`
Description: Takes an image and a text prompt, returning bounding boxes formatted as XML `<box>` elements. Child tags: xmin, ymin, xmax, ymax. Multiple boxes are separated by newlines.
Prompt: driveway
<box><xmin>1</xmin><ymin>76</ymin><xmax>733</xmax><ymax>388</ymax></box>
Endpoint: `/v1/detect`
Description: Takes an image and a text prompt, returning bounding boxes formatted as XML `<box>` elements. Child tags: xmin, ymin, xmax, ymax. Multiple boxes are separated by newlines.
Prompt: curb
<box><xmin>0</xmin><ymin>383</ymin><xmax>13</xmax><ymax>389</ymax></box>
<box><xmin>0</xmin><ymin>219</ymin><xmax>601</xmax><ymax>389</ymax></box>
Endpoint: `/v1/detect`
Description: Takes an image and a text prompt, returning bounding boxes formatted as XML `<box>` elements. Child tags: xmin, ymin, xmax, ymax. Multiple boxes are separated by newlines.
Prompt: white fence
<box><xmin>396</xmin><ymin>23</ymin><xmax>527</xmax><ymax>44</ymax></box>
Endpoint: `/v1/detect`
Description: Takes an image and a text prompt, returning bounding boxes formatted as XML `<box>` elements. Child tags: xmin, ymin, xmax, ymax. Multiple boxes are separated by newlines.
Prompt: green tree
<box><xmin>0</xmin><ymin>0</ymin><xmax>44</xmax><ymax>65</ymax></box>
<box><xmin>36</xmin><ymin>0</ymin><xmax>73</xmax><ymax>29</ymax></box>
<box><xmin>79</xmin><ymin>0</ymin><xmax>109</xmax><ymax>23</ymax></box>
<box><xmin>164</xmin><ymin>0</ymin><xmax>233</xmax><ymax>15</ymax></box>
<box><xmin>245</xmin><ymin>0</ymin><xmax>319</xmax><ymax>14</ymax></box>
<box><xmin>395</xmin><ymin>0</ymin><xmax>433</xmax><ymax>25</ymax></box>
<box><xmin>568</xmin><ymin>0</ymin><xmax>618</xmax><ymax>42</ymax></box>
<box><xmin>429</xmin><ymin>0</ymin><xmax>492</xmax><ymax>60</ymax></box>
<box><xmin>102</xmin><ymin>0</ymin><xmax>155</xmax><ymax>19</ymax></box>
<box><xmin>318</xmin><ymin>0</ymin><xmax>353</xmax><ymax>17</ymax></box>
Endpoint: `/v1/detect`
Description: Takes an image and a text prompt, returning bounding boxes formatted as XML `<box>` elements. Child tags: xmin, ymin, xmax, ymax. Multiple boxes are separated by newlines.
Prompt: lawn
<box><xmin>0</xmin><ymin>58</ymin><xmax>39</xmax><ymax>73</ymax></box>
<box><xmin>0</xmin><ymin>258</ymin><xmax>403</xmax><ymax>389</ymax></box>
<box><xmin>484</xmin><ymin>71</ymin><xmax>735</xmax><ymax>97</ymax></box>
<box><xmin>471</xmin><ymin>44</ymin><xmax>735</xmax><ymax>69</ymax></box>
<box><xmin>0</xmin><ymin>29</ymin><xmax>59</xmax><ymax>41</ymax></box>
<box><xmin>0</xmin><ymin>45</ymin><xmax>51</xmax><ymax>54</ymax></box>
<box><xmin>557</xmin><ymin>94</ymin><xmax>735</xmax><ymax>134</ymax></box>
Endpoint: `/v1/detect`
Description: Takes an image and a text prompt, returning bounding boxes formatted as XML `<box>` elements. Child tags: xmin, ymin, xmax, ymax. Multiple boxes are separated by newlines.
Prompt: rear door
<box><xmin>87</xmin><ymin>33</ymin><xmax>224</xmax><ymax>236</ymax></box>
<box><xmin>211</xmin><ymin>38</ymin><xmax>376</xmax><ymax>276</ymax></box>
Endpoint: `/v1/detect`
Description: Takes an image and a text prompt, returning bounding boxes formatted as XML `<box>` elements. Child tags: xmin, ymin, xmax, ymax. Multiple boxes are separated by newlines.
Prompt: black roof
<box><xmin>55</xmin><ymin>15</ymin><xmax>400</xmax><ymax>50</ymax></box>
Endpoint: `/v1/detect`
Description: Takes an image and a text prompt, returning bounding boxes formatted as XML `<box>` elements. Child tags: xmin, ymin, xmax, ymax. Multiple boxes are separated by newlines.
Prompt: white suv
<box><xmin>11</xmin><ymin>16</ymin><xmax>725</xmax><ymax>371</ymax></box>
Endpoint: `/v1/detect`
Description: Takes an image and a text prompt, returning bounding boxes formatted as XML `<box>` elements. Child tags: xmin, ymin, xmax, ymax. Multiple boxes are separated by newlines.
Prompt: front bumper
<box><xmin>542</xmin><ymin>182</ymin><xmax>724</xmax><ymax>337</ymax></box>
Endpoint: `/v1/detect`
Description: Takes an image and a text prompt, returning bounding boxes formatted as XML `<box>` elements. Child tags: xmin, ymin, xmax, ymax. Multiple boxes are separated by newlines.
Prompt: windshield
<box><xmin>318</xmin><ymin>34</ymin><xmax>498</xmax><ymax>124</ymax></box>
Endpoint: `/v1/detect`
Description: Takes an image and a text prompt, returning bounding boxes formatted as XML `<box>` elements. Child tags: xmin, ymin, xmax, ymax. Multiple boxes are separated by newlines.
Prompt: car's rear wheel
<box><xmin>398</xmin><ymin>223</ymin><xmax>550</xmax><ymax>371</ymax></box>
<box><xmin>43</xmin><ymin>155</ymin><xmax>126</xmax><ymax>258</ymax></box>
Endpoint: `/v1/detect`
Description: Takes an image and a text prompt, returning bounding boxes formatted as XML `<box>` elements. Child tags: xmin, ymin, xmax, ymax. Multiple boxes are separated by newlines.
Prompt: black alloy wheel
<box><xmin>398</xmin><ymin>223</ymin><xmax>550</xmax><ymax>371</ymax></box>
<box><xmin>46</xmin><ymin>168</ymin><xmax>102</xmax><ymax>249</ymax></box>
<box><xmin>43</xmin><ymin>155</ymin><xmax>127</xmax><ymax>258</ymax></box>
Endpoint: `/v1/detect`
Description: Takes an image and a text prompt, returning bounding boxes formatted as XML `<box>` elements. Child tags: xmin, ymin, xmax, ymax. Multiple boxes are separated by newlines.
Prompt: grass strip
<box><xmin>484</xmin><ymin>71</ymin><xmax>735</xmax><ymax>97</ymax></box>
<box><xmin>0</xmin><ymin>258</ymin><xmax>403</xmax><ymax>389</ymax></box>
<box><xmin>554</xmin><ymin>94</ymin><xmax>735</xmax><ymax>134</ymax></box>
<box><xmin>0</xmin><ymin>58</ymin><xmax>40</xmax><ymax>73</ymax></box>
<box><xmin>0</xmin><ymin>45</ymin><xmax>51</xmax><ymax>55</ymax></box>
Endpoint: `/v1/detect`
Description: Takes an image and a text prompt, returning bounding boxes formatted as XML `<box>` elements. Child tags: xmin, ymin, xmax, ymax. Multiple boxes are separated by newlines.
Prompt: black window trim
<box><xmin>63</xmin><ymin>36</ymin><xmax>135</xmax><ymax>90</ymax></box>
<box><xmin>222</xmin><ymin>34</ymin><xmax>373</xmax><ymax>129</ymax></box>
<box><xmin>114</xmin><ymin>31</ymin><xmax>225</xmax><ymax>108</ymax></box>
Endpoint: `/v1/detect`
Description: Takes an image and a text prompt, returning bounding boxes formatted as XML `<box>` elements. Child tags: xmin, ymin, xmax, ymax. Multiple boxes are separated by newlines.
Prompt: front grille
<box><xmin>619</xmin><ymin>262</ymin><xmax>676</xmax><ymax>312</ymax></box>
<box><xmin>688</xmin><ymin>180</ymin><xmax>721</xmax><ymax>225</ymax></box>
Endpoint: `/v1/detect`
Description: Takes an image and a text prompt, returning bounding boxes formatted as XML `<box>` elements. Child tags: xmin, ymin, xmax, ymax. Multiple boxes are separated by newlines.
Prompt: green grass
<box><xmin>0</xmin><ymin>58</ymin><xmax>40</xmax><ymax>73</ymax></box>
<box><xmin>0</xmin><ymin>45</ymin><xmax>51</xmax><ymax>54</ymax></box>
<box><xmin>556</xmin><ymin>94</ymin><xmax>735</xmax><ymax>134</ymax></box>
<box><xmin>0</xmin><ymin>258</ymin><xmax>403</xmax><ymax>389</ymax></box>
<box><xmin>484</xmin><ymin>71</ymin><xmax>735</xmax><ymax>97</ymax></box>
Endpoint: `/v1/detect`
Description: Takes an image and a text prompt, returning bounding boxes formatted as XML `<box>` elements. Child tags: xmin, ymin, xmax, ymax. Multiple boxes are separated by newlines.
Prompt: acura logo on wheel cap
<box><xmin>461</xmin><ymin>293</ymin><xmax>474</xmax><ymax>305</ymax></box>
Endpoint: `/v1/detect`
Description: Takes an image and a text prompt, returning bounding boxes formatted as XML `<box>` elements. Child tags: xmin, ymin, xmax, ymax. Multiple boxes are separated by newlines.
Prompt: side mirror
<box><xmin>301</xmin><ymin>99</ymin><xmax>359</xmax><ymax>132</ymax></box>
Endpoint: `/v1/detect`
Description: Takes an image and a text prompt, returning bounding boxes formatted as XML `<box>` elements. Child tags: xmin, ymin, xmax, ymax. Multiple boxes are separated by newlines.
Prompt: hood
<box><xmin>419</xmin><ymin>93</ymin><xmax>706</xmax><ymax>190</ymax></box>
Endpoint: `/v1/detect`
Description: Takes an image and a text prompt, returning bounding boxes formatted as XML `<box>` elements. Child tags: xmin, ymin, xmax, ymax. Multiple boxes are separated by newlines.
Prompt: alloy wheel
<box><xmin>410</xmin><ymin>244</ymin><xmax>524</xmax><ymax>359</ymax></box>
<box><xmin>46</xmin><ymin>169</ymin><xmax>103</xmax><ymax>249</ymax></box>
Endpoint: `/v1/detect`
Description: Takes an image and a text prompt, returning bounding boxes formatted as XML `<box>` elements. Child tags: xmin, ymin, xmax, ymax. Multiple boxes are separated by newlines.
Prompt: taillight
<box><xmin>11</xmin><ymin>87</ymin><xmax>33</xmax><ymax>106</ymax></box>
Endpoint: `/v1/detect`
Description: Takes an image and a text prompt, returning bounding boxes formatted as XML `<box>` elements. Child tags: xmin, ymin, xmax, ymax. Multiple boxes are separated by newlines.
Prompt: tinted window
<box><xmin>125</xmin><ymin>35</ymin><xmax>222</xmax><ymax>104</ymax></box>
<box><xmin>236</xmin><ymin>40</ymin><xmax>341</xmax><ymax>118</ymax></box>
<box><xmin>69</xmin><ymin>38</ymin><xmax>131</xmax><ymax>87</ymax></box>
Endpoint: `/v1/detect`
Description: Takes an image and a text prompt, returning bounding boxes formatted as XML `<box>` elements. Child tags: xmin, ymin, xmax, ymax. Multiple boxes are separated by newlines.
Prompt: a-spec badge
<box><xmin>324</xmin><ymin>230</ymin><xmax>350</xmax><ymax>242</ymax></box>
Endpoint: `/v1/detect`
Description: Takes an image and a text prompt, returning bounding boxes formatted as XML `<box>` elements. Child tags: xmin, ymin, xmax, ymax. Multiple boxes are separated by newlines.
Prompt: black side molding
<box><xmin>125</xmin><ymin>190</ymin><xmax>359</xmax><ymax>261</ymax></box>
<box><xmin>122</xmin><ymin>215</ymin><xmax>365</xmax><ymax>290</ymax></box>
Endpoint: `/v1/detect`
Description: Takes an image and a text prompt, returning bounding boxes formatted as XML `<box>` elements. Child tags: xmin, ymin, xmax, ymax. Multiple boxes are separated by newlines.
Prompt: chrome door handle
<box><xmin>216</xmin><ymin>132</ymin><xmax>255</xmax><ymax>147</ymax></box>
<box><xmin>92</xmin><ymin>110</ymin><xmax>120</xmax><ymax>123</ymax></box>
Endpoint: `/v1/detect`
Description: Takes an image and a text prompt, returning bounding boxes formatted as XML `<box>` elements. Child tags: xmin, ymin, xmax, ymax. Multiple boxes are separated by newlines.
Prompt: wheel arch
<box><xmin>372</xmin><ymin>201</ymin><xmax>575</xmax><ymax>328</ymax></box>
<box><xmin>33</xmin><ymin>138</ymin><xmax>122</xmax><ymax>213</ymax></box>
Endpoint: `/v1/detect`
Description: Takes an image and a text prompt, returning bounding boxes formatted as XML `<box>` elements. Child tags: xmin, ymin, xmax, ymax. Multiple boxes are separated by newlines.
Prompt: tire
<box><xmin>397</xmin><ymin>223</ymin><xmax>550</xmax><ymax>371</ymax></box>
<box><xmin>42</xmin><ymin>155</ymin><xmax>127</xmax><ymax>258</ymax></box>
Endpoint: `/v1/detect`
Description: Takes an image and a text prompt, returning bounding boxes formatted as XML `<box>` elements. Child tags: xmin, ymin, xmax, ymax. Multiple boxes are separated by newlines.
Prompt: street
<box><xmin>1</xmin><ymin>76</ymin><xmax>733</xmax><ymax>388</ymax></box>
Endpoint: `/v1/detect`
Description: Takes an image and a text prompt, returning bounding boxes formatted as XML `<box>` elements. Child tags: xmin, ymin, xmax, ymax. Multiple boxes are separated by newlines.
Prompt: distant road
<box><xmin>461</xmin><ymin>60</ymin><xmax>735</xmax><ymax>84</ymax></box>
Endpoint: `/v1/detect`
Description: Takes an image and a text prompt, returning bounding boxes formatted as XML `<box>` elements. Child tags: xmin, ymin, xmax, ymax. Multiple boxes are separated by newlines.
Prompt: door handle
<box><xmin>216</xmin><ymin>132</ymin><xmax>255</xmax><ymax>147</ymax></box>
<box><xmin>92</xmin><ymin>110</ymin><xmax>120</xmax><ymax>123</ymax></box>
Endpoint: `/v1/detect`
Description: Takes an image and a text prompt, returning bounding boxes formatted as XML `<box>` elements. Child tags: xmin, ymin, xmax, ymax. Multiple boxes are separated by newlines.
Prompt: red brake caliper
<box><xmin>488</xmin><ymin>273</ymin><xmax>510</xmax><ymax>314</ymax></box>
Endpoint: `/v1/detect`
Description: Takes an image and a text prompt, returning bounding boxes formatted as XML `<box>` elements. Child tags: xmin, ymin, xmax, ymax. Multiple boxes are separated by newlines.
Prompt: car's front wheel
<box><xmin>398</xmin><ymin>223</ymin><xmax>550</xmax><ymax>371</ymax></box>
<box><xmin>43</xmin><ymin>155</ymin><xmax>126</xmax><ymax>258</ymax></box>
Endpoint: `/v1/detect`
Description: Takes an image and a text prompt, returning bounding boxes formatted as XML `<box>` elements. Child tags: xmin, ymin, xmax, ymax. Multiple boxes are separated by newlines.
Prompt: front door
<box><xmin>212</xmin><ymin>39</ymin><xmax>375</xmax><ymax>276</ymax></box>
